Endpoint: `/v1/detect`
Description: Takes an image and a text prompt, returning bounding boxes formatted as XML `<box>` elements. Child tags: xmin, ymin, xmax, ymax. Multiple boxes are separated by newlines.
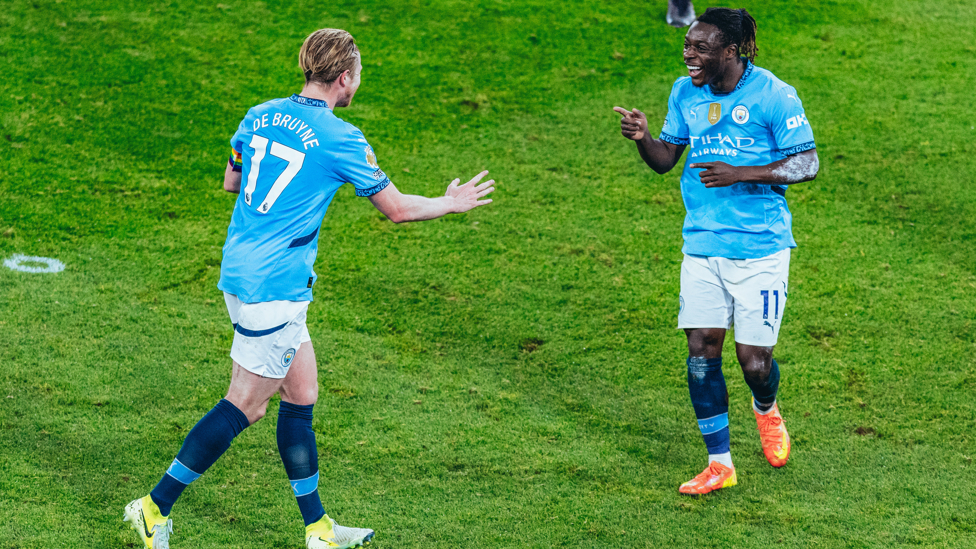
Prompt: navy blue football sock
<box><xmin>150</xmin><ymin>399</ymin><xmax>250</xmax><ymax>516</ymax></box>
<box><xmin>746</xmin><ymin>359</ymin><xmax>781</xmax><ymax>412</ymax></box>
<box><xmin>277</xmin><ymin>401</ymin><xmax>326</xmax><ymax>526</ymax></box>
<box><xmin>687</xmin><ymin>357</ymin><xmax>730</xmax><ymax>455</ymax></box>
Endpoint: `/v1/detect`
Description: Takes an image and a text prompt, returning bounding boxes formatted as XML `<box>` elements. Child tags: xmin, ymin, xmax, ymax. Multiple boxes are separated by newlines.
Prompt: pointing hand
<box><xmin>690</xmin><ymin>162</ymin><xmax>742</xmax><ymax>188</ymax></box>
<box><xmin>613</xmin><ymin>106</ymin><xmax>648</xmax><ymax>141</ymax></box>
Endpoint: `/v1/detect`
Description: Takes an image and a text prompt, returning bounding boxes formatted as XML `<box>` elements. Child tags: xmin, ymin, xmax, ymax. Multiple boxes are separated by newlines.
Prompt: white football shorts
<box><xmin>223</xmin><ymin>292</ymin><xmax>312</xmax><ymax>379</ymax></box>
<box><xmin>677</xmin><ymin>248</ymin><xmax>791</xmax><ymax>347</ymax></box>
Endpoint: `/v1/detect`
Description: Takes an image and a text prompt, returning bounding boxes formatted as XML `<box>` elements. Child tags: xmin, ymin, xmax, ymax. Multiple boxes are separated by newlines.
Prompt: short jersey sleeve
<box><xmin>766</xmin><ymin>86</ymin><xmax>816</xmax><ymax>157</ymax></box>
<box><xmin>230</xmin><ymin>117</ymin><xmax>247</xmax><ymax>153</ymax></box>
<box><xmin>660</xmin><ymin>80</ymin><xmax>691</xmax><ymax>146</ymax></box>
<box><xmin>334</xmin><ymin>127</ymin><xmax>391</xmax><ymax>197</ymax></box>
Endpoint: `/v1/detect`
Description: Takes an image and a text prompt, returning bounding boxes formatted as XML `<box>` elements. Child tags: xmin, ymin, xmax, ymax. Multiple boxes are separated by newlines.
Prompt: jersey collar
<box><xmin>709</xmin><ymin>58</ymin><xmax>754</xmax><ymax>96</ymax></box>
<box><xmin>289</xmin><ymin>94</ymin><xmax>330</xmax><ymax>108</ymax></box>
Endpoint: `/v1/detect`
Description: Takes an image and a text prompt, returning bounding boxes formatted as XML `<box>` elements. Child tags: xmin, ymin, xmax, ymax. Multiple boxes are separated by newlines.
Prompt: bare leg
<box><xmin>685</xmin><ymin>327</ymin><xmax>726</xmax><ymax>358</ymax></box>
<box><xmin>275</xmin><ymin>341</ymin><xmax>327</xmax><ymax>528</ymax></box>
<box><xmin>225</xmin><ymin>362</ymin><xmax>286</xmax><ymax>425</ymax></box>
<box><xmin>734</xmin><ymin>342</ymin><xmax>774</xmax><ymax>390</ymax></box>
<box><xmin>736</xmin><ymin>342</ymin><xmax>789</xmax><ymax>466</ymax></box>
<box><xmin>279</xmin><ymin>341</ymin><xmax>319</xmax><ymax>406</ymax></box>
<box><xmin>684</xmin><ymin>328</ymin><xmax>731</xmax><ymax>445</ymax></box>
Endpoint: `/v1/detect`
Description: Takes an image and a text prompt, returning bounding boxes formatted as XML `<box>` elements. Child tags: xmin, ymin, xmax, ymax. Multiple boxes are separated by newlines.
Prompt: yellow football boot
<box><xmin>123</xmin><ymin>495</ymin><xmax>173</xmax><ymax>549</ymax></box>
<box><xmin>306</xmin><ymin>515</ymin><xmax>374</xmax><ymax>549</ymax></box>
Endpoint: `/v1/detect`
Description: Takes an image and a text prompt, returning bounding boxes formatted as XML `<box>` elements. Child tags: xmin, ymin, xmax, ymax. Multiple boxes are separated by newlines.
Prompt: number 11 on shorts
<box><xmin>761</xmin><ymin>290</ymin><xmax>780</xmax><ymax>320</ymax></box>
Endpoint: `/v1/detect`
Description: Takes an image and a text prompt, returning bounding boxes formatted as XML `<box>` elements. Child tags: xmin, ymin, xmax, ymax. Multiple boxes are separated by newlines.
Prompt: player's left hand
<box><xmin>445</xmin><ymin>170</ymin><xmax>496</xmax><ymax>213</ymax></box>
<box><xmin>690</xmin><ymin>161</ymin><xmax>741</xmax><ymax>188</ymax></box>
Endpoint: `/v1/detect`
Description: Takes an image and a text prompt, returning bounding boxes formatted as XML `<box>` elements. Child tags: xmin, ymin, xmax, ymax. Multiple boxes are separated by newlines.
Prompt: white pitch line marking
<box><xmin>4</xmin><ymin>254</ymin><xmax>66</xmax><ymax>273</ymax></box>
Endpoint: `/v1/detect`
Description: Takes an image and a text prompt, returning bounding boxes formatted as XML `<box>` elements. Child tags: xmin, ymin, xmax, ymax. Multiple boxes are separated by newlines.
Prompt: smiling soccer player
<box><xmin>613</xmin><ymin>8</ymin><xmax>818</xmax><ymax>495</ymax></box>
<box><xmin>123</xmin><ymin>29</ymin><xmax>495</xmax><ymax>549</ymax></box>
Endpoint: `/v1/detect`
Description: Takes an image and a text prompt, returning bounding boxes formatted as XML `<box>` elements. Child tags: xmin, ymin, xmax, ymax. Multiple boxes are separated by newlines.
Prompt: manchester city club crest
<box><xmin>281</xmin><ymin>348</ymin><xmax>296</xmax><ymax>367</ymax></box>
<box><xmin>732</xmin><ymin>105</ymin><xmax>750</xmax><ymax>124</ymax></box>
<box><xmin>707</xmin><ymin>102</ymin><xmax>722</xmax><ymax>124</ymax></box>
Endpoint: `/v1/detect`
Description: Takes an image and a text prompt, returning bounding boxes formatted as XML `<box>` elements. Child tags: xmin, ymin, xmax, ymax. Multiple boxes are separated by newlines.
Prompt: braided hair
<box><xmin>696</xmin><ymin>7</ymin><xmax>758</xmax><ymax>61</ymax></box>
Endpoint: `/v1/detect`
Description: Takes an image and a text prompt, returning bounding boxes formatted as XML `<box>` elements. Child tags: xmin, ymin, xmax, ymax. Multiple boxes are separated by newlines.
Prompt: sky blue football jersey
<box><xmin>218</xmin><ymin>94</ymin><xmax>390</xmax><ymax>303</ymax></box>
<box><xmin>660</xmin><ymin>60</ymin><xmax>816</xmax><ymax>259</ymax></box>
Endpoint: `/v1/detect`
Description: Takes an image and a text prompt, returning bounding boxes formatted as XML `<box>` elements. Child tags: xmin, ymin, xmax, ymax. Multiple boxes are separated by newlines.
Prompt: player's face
<box><xmin>683</xmin><ymin>22</ymin><xmax>735</xmax><ymax>88</ymax></box>
<box><xmin>334</xmin><ymin>56</ymin><xmax>362</xmax><ymax>108</ymax></box>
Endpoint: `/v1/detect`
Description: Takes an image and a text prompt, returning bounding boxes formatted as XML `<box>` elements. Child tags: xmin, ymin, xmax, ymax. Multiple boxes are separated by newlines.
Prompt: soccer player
<box><xmin>124</xmin><ymin>29</ymin><xmax>495</xmax><ymax>548</ymax></box>
<box><xmin>613</xmin><ymin>8</ymin><xmax>818</xmax><ymax>495</ymax></box>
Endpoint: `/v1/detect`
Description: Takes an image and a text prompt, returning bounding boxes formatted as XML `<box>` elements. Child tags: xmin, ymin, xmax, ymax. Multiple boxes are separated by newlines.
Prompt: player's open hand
<box><xmin>613</xmin><ymin>107</ymin><xmax>648</xmax><ymax>141</ymax></box>
<box><xmin>690</xmin><ymin>161</ymin><xmax>741</xmax><ymax>188</ymax></box>
<box><xmin>446</xmin><ymin>170</ymin><xmax>496</xmax><ymax>213</ymax></box>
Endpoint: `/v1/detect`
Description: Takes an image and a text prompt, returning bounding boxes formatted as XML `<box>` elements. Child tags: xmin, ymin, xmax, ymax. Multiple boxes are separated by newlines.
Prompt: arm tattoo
<box><xmin>771</xmin><ymin>153</ymin><xmax>819</xmax><ymax>183</ymax></box>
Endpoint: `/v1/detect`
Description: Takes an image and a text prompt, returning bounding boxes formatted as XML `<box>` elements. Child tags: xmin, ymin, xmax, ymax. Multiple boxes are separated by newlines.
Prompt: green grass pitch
<box><xmin>2</xmin><ymin>0</ymin><xmax>975</xmax><ymax>547</ymax></box>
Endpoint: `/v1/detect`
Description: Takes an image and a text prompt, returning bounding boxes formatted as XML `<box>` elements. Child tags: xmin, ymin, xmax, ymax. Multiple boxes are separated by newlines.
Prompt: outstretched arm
<box><xmin>368</xmin><ymin>170</ymin><xmax>495</xmax><ymax>223</ymax></box>
<box><xmin>691</xmin><ymin>149</ymin><xmax>820</xmax><ymax>188</ymax></box>
<box><xmin>613</xmin><ymin>107</ymin><xmax>686</xmax><ymax>174</ymax></box>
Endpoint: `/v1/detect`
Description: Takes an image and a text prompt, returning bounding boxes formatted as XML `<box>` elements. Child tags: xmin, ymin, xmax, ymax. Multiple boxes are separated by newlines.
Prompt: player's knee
<box><xmin>294</xmin><ymin>389</ymin><xmax>318</xmax><ymax>406</ymax></box>
<box><xmin>686</xmin><ymin>330</ymin><xmax>723</xmax><ymax>357</ymax></box>
<box><xmin>281</xmin><ymin>385</ymin><xmax>318</xmax><ymax>406</ymax></box>
<box><xmin>740</xmin><ymin>361</ymin><xmax>767</xmax><ymax>382</ymax></box>
<box><xmin>247</xmin><ymin>404</ymin><xmax>269</xmax><ymax>425</ymax></box>
<box><xmin>738</xmin><ymin>351</ymin><xmax>772</xmax><ymax>383</ymax></box>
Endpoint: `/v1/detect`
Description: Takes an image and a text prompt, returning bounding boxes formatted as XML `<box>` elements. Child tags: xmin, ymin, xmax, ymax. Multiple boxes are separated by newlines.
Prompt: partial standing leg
<box><xmin>736</xmin><ymin>342</ymin><xmax>790</xmax><ymax>467</ymax></box>
<box><xmin>679</xmin><ymin>328</ymin><xmax>738</xmax><ymax>495</ymax></box>
<box><xmin>276</xmin><ymin>342</ymin><xmax>327</xmax><ymax>526</ymax></box>
<box><xmin>685</xmin><ymin>328</ymin><xmax>731</xmax><ymax>465</ymax></box>
<box><xmin>277</xmin><ymin>342</ymin><xmax>376</xmax><ymax>548</ymax></box>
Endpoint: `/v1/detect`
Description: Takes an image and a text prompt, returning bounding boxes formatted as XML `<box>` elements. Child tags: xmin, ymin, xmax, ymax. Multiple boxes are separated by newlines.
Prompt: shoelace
<box><xmin>689</xmin><ymin>464</ymin><xmax>724</xmax><ymax>486</ymax></box>
<box><xmin>757</xmin><ymin>414</ymin><xmax>783</xmax><ymax>446</ymax></box>
<box><xmin>154</xmin><ymin>521</ymin><xmax>172</xmax><ymax>548</ymax></box>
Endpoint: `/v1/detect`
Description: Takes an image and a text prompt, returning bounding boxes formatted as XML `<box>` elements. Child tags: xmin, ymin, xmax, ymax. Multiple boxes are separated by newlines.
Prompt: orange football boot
<box><xmin>754</xmin><ymin>400</ymin><xmax>791</xmax><ymax>467</ymax></box>
<box><xmin>678</xmin><ymin>462</ymin><xmax>737</xmax><ymax>495</ymax></box>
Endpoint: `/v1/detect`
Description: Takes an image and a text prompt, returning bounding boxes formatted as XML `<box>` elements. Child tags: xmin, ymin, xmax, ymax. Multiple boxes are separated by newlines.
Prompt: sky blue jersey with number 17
<box><xmin>218</xmin><ymin>94</ymin><xmax>391</xmax><ymax>304</ymax></box>
<box><xmin>660</xmin><ymin>60</ymin><xmax>816</xmax><ymax>259</ymax></box>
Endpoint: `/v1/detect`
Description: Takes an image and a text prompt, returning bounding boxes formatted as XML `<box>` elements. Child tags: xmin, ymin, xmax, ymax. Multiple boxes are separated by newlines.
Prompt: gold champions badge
<box><xmin>365</xmin><ymin>146</ymin><xmax>379</xmax><ymax>169</ymax></box>
<box><xmin>708</xmin><ymin>103</ymin><xmax>722</xmax><ymax>125</ymax></box>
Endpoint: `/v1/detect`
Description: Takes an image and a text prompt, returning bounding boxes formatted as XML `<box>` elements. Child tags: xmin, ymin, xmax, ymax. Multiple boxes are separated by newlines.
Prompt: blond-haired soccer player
<box><xmin>125</xmin><ymin>29</ymin><xmax>495</xmax><ymax>549</ymax></box>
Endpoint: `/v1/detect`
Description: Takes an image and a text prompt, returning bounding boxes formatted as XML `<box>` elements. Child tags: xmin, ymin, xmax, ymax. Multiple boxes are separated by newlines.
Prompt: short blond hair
<box><xmin>299</xmin><ymin>29</ymin><xmax>359</xmax><ymax>86</ymax></box>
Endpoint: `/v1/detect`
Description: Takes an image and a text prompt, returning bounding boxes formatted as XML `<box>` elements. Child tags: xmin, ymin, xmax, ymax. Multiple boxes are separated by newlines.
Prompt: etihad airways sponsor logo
<box><xmin>688</xmin><ymin>133</ymin><xmax>756</xmax><ymax>158</ymax></box>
